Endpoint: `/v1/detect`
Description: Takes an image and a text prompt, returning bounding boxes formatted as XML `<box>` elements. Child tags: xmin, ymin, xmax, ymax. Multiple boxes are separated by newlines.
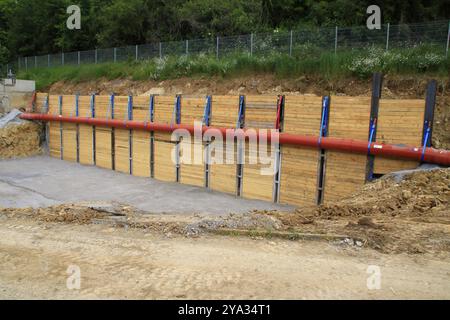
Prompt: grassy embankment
<box><xmin>18</xmin><ymin>46</ymin><xmax>450</xmax><ymax>90</ymax></box>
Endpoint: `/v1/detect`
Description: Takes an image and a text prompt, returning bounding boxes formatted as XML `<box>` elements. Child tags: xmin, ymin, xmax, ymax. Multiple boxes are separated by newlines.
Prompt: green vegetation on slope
<box><xmin>19</xmin><ymin>46</ymin><xmax>450</xmax><ymax>90</ymax></box>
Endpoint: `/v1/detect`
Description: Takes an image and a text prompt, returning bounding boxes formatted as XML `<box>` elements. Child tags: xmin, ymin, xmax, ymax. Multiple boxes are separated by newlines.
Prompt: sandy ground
<box><xmin>1</xmin><ymin>216</ymin><xmax>450</xmax><ymax>300</ymax></box>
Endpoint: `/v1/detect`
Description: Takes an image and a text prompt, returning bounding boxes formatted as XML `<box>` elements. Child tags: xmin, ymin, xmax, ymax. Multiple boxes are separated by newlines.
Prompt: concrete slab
<box><xmin>0</xmin><ymin>156</ymin><xmax>294</xmax><ymax>214</ymax></box>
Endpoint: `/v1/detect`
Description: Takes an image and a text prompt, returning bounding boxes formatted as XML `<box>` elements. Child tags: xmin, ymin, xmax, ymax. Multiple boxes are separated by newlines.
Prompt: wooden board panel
<box><xmin>132</xmin><ymin>96</ymin><xmax>151</xmax><ymax>177</ymax></box>
<box><xmin>279</xmin><ymin>95</ymin><xmax>323</xmax><ymax>206</ymax></box>
<box><xmin>280</xmin><ymin>146</ymin><xmax>320</xmax><ymax>206</ymax></box>
<box><xmin>323</xmin><ymin>152</ymin><xmax>367</xmax><ymax>201</ymax></box>
<box><xmin>114</xmin><ymin>96</ymin><xmax>130</xmax><ymax>174</ymax></box>
<box><xmin>244</xmin><ymin>95</ymin><xmax>278</xmax><ymax>129</ymax></box>
<box><xmin>181</xmin><ymin>96</ymin><xmax>206</xmax><ymax>125</ymax></box>
<box><xmin>179</xmin><ymin>96</ymin><xmax>207</xmax><ymax>187</ymax></box>
<box><xmin>95</xmin><ymin>96</ymin><xmax>112</xmax><ymax>169</ymax></box>
<box><xmin>210</xmin><ymin>96</ymin><xmax>239</xmax><ymax>128</ymax></box>
<box><xmin>153</xmin><ymin>95</ymin><xmax>176</xmax><ymax>142</ymax></box>
<box><xmin>179</xmin><ymin>139</ymin><xmax>205</xmax><ymax>187</ymax></box>
<box><xmin>242</xmin><ymin>143</ymin><xmax>276</xmax><ymax>201</ymax></box>
<box><xmin>374</xmin><ymin>99</ymin><xmax>424</xmax><ymax>174</ymax></box>
<box><xmin>209</xmin><ymin>96</ymin><xmax>239</xmax><ymax>194</ymax></box>
<box><xmin>154</xmin><ymin>137</ymin><xmax>177</xmax><ymax>182</ymax></box>
<box><xmin>242</xmin><ymin>95</ymin><xmax>278</xmax><ymax>201</ymax></box>
<box><xmin>35</xmin><ymin>93</ymin><xmax>48</xmax><ymax>113</ymax></box>
<box><xmin>61</xmin><ymin>95</ymin><xmax>77</xmax><ymax>162</ymax></box>
<box><xmin>48</xmin><ymin>95</ymin><xmax>61</xmax><ymax>159</ymax></box>
<box><xmin>323</xmin><ymin>96</ymin><xmax>371</xmax><ymax>203</ymax></box>
<box><xmin>78</xmin><ymin>96</ymin><xmax>93</xmax><ymax>165</ymax></box>
<box><xmin>283</xmin><ymin>95</ymin><xmax>323</xmax><ymax>135</ymax></box>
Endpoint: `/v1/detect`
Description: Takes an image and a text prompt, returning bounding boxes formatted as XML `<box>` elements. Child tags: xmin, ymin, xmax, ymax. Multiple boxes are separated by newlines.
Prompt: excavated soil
<box><xmin>0</xmin><ymin>121</ymin><xmax>42</xmax><ymax>159</ymax></box>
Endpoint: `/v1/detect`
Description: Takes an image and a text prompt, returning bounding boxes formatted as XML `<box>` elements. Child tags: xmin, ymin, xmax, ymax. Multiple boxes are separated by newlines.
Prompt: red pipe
<box><xmin>19</xmin><ymin>113</ymin><xmax>450</xmax><ymax>166</ymax></box>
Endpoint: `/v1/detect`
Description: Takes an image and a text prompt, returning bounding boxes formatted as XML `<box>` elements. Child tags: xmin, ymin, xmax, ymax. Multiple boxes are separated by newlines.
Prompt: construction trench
<box><xmin>1</xmin><ymin>74</ymin><xmax>450</xmax><ymax>299</ymax></box>
<box><xmin>17</xmin><ymin>75</ymin><xmax>449</xmax><ymax>208</ymax></box>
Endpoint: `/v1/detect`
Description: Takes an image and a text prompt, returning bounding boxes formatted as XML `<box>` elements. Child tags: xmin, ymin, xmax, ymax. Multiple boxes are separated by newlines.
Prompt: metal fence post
<box><xmin>18</xmin><ymin>57</ymin><xmax>21</xmax><ymax>70</ymax></box>
<box><xmin>62</xmin><ymin>52</ymin><xmax>64</xmax><ymax>65</ymax></box>
<box><xmin>135</xmin><ymin>45</ymin><xmax>139</xmax><ymax>61</ymax></box>
<box><xmin>78</xmin><ymin>51</ymin><xmax>81</xmax><ymax>65</ymax></box>
<box><xmin>35</xmin><ymin>56</ymin><xmax>37</xmax><ymax>68</ymax></box>
<box><xmin>334</xmin><ymin>26</ymin><xmax>338</xmax><ymax>55</ymax></box>
<box><xmin>216</xmin><ymin>36</ymin><xmax>219</xmax><ymax>59</ymax></box>
<box><xmin>186</xmin><ymin>40</ymin><xmax>189</xmax><ymax>56</ymax></box>
<box><xmin>159</xmin><ymin>42</ymin><xmax>162</xmax><ymax>59</ymax></box>
<box><xmin>113</xmin><ymin>48</ymin><xmax>117</xmax><ymax>63</ymax></box>
<box><xmin>95</xmin><ymin>49</ymin><xmax>98</xmax><ymax>64</ymax></box>
<box><xmin>289</xmin><ymin>30</ymin><xmax>293</xmax><ymax>56</ymax></box>
<box><xmin>25</xmin><ymin>57</ymin><xmax>28</xmax><ymax>71</ymax></box>
<box><xmin>48</xmin><ymin>54</ymin><xmax>50</xmax><ymax>67</ymax></box>
<box><xmin>250</xmin><ymin>33</ymin><xmax>253</xmax><ymax>56</ymax></box>
<box><xmin>446</xmin><ymin>20</ymin><xmax>450</xmax><ymax>58</ymax></box>
<box><xmin>386</xmin><ymin>23</ymin><xmax>390</xmax><ymax>51</ymax></box>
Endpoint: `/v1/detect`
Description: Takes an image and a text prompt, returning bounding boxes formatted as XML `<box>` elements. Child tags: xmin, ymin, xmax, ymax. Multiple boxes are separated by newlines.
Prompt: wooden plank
<box><xmin>209</xmin><ymin>96</ymin><xmax>239</xmax><ymax>194</ymax></box>
<box><xmin>132</xmin><ymin>96</ymin><xmax>151</xmax><ymax>177</ymax></box>
<box><xmin>154</xmin><ymin>137</ymin><xmax>177</xmax><ymax>182</ymax></box>
<box><xmin>280</xmin><ymin>146</ymin><xmax>320</xmax><ymax>206</ymax></box>
<box><xmin>279</xmin><ymin>95</ymin><xmax>323</xmax><ymax>206</ymax></box>
<box><xmin>94</xmin><ymin>96</ymin><xmax>112</xmax><ymax>169</ymax></box>
<box><xmin>61</xmin><ymin>95</ymin><xmax>77</xmax><ymax>162</ymax></box>
<box><xmin>78</xmin><ymin>96</ymin><xmax>93</xmax><ymax>165</ymax></box>
<box><xmin>373</xmin><ymin>99</ymin><xmax>424</xmax><ymax>174</ymax></box>
<box><xmin>323</xmin><ymin>96</ymin><xmax>371</xmax><ymax>203</ymax></box>
<box><xmin>114</xmin><ymin>96</ymin><xmax>130</xmax><ymax>174</ymax></box>
<box><xmin>179</xmin><ymin>96</ymin><xmax>207</xmax><ymax>187</ymax></box>
<box><xmin>242</xmin><ymin>95</ymin><xmax>278</xmax><ymax>201</ymax></box>
<box><xmin>48</xmin><ymin>95</ymin><xmax>61</xmax><ymax>159</ymax></box>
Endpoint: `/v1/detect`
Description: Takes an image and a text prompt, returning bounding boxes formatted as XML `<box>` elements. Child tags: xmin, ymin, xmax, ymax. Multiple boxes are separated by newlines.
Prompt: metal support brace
<box><xmin>174</xmin><ymin>95</ymin><xmax>182</xmax><ymax>182</ymax></box>
<box><xmin>128</xmin><ymin>95</ymin><xmax>133</xmax><ymax>175</ymax></box>
<box><xmin>236</xmin><ymin>95</ymin><xmax>245</xmax><ymax>197</ymax></box>
<box><xmin>91</xmin><ymin>94</ymin><xmax>96</xmax><ymax>165</ymax></box>
<box><xmin>421</xmin><ymin>80</ymin><xmax>437</xmax><ymax>162</ymax></box>
<box><xmin>316</xmin><ymin>96</ymin><xmax>331</xmax><ymax>205</ymax></box>
<box><xmin>58</xmin><ymin>96</ymin><xmax>63</xmax><ymax>160</ymax></box>
<box><xmin>273</xmin><ymin>95</ymin><xmax>285</xmax><ymax>203</ymax></box>
<box><xmin>150</xmin><ymin>95</ymin><xmax>155</xmax><ymax>178</ymax></box>
<box><xmin>45</xmin><ymin>96</ymin><xmax>50</xmax><ymax>152</ymax></box>
<box><xmin>203</xmin><ymin>96</ymin><xmax>212</xmax><ymax>188</ymax></box>
<box><xmin>366</xmin><ymin>72</ymin><xmax>383</xmax><ymax>182</ymax></box>
<box><xmin>75</xmin><ymin>94</ymin><xmax>80</xmax><ymax>163</ymax></box>
<box><xmin>110</xmin><ymin>94</ymin><xmax>115</xmax><ymax>170</ymax></box>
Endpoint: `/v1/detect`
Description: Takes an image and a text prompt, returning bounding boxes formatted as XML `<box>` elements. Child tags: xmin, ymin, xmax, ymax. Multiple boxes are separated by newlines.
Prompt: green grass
<box><xmin>18</xmin><ymin>45</ymin><xmax>450</xmax><ymax>90</ymax></box>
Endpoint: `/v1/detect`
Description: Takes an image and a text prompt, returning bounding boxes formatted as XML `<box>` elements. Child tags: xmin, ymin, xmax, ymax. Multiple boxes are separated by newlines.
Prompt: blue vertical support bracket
<box><xmin>44</xmin><ymin>95</ymin><xmax>50</xmax><ymax>152</ymax></box>
<box><xmin>421</xmin><ymin>80</ymin><xmax>437</xmax><ymax>162</ymax></box>
<box><xmin>316</xmin><ymin>95</ymin><xmax>331</xmax><ymax>205</ymax></box>
<box><xmin>273</xmin><ymin>95</ymin><xmax>285</xmax><ymax>203</ymax></box>
<box><xmin>75</xmin><ymin>94</ymin><xmax>80</xmax><ymax>163</ymax></box>
<box><xmin>174</xmin><ymin>95</ymin><xmax>182</xmax><ymax>182</ymax></box>
<box><xmin>91</xmin><ymin>94</ymin><xmax>96</xmax><ymax>165</ymax></box>
<box><xmin>203</xmin><ymin>96</ymin><xmax>212</xmax><ymax>188</ymax></box>
<box><xmin>366</xmin><ymin>72</ymin><xmax>383</xmax><ymax>182</ymax></box>
<box><xmin>236</xmin><ymin>95</ymin><xmax>246</xmax><ymax>197</ymax></box>
<box><xmin>58</xmin><ymin>95</ymin><xmax>63</xmax><ymax>160</ymax></box>
<box><xmin>110</xmin><ymin>93</ymin><xmax>116</xmax><ymax>170</ymax></box>
<box><xmin>149</xmin><ymin>95</ymin><xmax>155</xmax><ymax>178</ymax></box>
<box><xmin>128</xmin><ymin>95</ymin><xmax>133</xmax><ymax>175</ymax></box>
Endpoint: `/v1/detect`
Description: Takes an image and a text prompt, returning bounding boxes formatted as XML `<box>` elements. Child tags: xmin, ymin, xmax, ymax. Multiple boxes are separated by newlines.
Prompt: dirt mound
<box><xmin>0</xmin><ymin>204</ymin><xmax>108</xmax><ymax>224</ymax></box>
<box><xmin>0</xmin><ymin>121</ymin><xmax>42</xmax><ymax>159</ymax></box>
<box><xmin>315</xmin><ymin>168</ymin><xmax>449</xmax><ymax>218</ymax></box>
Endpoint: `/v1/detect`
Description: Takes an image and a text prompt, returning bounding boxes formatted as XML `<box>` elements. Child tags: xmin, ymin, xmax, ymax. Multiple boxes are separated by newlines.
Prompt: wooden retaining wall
<box><xmin>38</xmin><ymin>81</ymin><xmax>435</xmax><ymax>207</ymax></box>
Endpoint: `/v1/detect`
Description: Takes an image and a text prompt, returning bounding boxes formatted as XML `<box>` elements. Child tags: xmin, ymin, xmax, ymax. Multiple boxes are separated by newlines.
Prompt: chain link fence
<box><xmin>3</xmin><ymin>20</ymin><xmax>449</xmax><ymax>76</ymax></box>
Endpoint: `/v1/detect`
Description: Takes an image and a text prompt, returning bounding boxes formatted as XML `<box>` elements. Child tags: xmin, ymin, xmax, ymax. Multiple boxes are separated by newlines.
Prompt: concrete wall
<box><xmin>0</xmin><ymin>79</ymin><xmax>35</xmax><ymax>114</ymax></box>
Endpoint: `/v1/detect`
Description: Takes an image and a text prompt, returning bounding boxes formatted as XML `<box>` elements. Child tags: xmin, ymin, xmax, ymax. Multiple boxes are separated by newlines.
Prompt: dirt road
<box><xmin>1</xmin><ymin>216</ymin><xmax>449</xmax><ymax>299</ymax></box>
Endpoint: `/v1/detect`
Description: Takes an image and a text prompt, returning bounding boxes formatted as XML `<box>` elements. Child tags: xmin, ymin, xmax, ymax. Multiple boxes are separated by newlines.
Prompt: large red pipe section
<box><xmin>20</xmin><ymin>113</ymin><xmax>450</xmax><ymax>166</ymax></box>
